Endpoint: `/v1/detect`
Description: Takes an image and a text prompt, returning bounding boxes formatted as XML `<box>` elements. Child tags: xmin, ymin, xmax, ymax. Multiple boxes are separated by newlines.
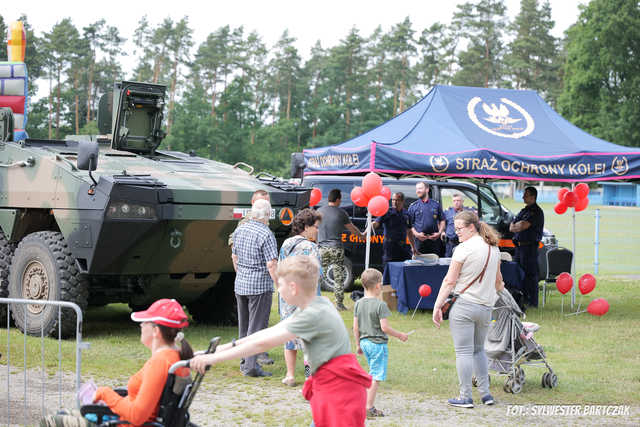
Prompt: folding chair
<box><xmin>537</xmin><ymin>247</ymin><xmax>573</xmax><ymax>307</ymax></box>
<box><xmin>81</xmin><ymin>337</ymin><xmax>221</xmax><ymax>427</ymax></box>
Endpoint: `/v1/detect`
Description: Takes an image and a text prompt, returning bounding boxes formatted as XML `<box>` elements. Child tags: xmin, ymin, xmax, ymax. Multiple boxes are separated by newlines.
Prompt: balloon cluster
<box><xmin>350</xmin><ymin>172</ymin><xmax>391</xmax><ymax>217</ymax></box>
<box><xmin>554</xmin><ymin>183</ymin><xmax>589</xmax><ymax>214</ymax></box>
<box><xmin>555</xmin><ymin>272</ymin><xmax>608</xmax><ymax>316</ymax></box>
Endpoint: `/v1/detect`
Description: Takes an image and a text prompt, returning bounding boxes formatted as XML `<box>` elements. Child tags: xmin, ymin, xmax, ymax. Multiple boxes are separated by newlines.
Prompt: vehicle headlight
<box><xmin>106</xmin><ymin>202</ymin><xmax>157</xmax><ymax>219</ymax></box>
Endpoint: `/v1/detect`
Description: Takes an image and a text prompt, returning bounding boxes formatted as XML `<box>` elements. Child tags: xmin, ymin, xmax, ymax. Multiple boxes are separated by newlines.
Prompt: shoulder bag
<box><xmin>441</xmin><ymin>244</ymin><xmax>491</xmax><ymax>320</ymax></box>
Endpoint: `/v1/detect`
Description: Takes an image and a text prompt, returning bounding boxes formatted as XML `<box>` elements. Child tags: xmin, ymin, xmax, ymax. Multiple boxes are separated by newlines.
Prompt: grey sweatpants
<box><xmin>449</xmin><ymin>297</ymin><xmax>492</xmax><ymax>400</ymax></box>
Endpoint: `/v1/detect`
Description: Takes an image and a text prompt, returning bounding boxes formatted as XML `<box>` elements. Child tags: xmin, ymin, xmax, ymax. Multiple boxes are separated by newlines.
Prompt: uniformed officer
<box><xmin>510</xmin><ymin>186</ymin><xmax>544</xmax><ymax>308</ymax></box>
<box><xmin>442</xmin><ymin>192</ymin><xmax>474</xmax><ymax>257</ymax></box>
<box><xmin>408</xmin><ymin>182</ymin><xmax>445</xmax><ymax>256</ymax></box>
<box><xmin>373</xmin><ymin>192</ymin><xmax>417</xmax><ymax>269</ymax></box>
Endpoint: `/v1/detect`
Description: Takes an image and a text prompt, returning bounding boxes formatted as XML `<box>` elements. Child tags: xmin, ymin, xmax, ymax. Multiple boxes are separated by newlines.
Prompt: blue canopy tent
<box><xmin>303</xmin><ymin>85</ymin><xmax>640</xmax><ymax>182</ymax></box>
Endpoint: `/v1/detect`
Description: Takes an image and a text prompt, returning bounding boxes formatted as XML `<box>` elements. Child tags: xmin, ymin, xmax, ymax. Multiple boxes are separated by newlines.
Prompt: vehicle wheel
<box><xmin>0</xmin><ymin>230</ymin><xmax>16</xmax><ymax>327</ymax></box>
<box><xmin>187</xmin><ymin>273</ymin><xmax>238</xmax><ymax>326</ymax></box>
<box><xmin>548</xmin><ymin>373</ymin><xmax>558</xmax><ymax>388</ymax></box>
<box><xmin>541</xmin><ymin>372</ymin><xmax>549</xmax><ymax>388</ymax></box>
<box><xmin>9</xmin><ymin>231</ymin><xmax>89</xmax><ymax>337</ymax></box>
<box><xmin>322</xmin><ymin>257</ymin><xmax>354</xmax><ymax>292</ymax></box>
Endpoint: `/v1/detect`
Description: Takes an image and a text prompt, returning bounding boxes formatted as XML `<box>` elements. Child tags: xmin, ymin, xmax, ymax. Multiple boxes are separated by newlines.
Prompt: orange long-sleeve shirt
<box><xmin>94</xmin><ymin>348</ymin><xmax>188</xmax><ymax>426</ymax></box>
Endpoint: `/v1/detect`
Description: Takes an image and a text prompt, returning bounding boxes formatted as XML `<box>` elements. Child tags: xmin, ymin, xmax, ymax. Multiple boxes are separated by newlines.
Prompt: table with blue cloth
<box><xmin>382</xmin><ymin>261</ymin><xmax>524</xmax><ymax>314</ymax></box>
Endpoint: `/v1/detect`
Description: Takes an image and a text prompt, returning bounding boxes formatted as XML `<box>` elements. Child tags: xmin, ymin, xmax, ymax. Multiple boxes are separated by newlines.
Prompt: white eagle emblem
<box><xmin>482</xmin><ymin>103</ymin><xmax>522</xmax><ymax>126</ymax></box>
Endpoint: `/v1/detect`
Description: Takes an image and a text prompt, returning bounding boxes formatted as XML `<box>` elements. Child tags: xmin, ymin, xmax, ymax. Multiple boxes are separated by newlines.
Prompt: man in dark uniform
<box><xmin>442</xmin><ymin>192</ymin><xmax>474</xmax><ymax>257</ymax></box>
<box><xmin>373</xmin><ymin>192</ymin><xmax>417</xmax><ymax>269</ymax></box>
<box><xmin>408</xmin><ymin>182</ymin><xmax>445</xmax><ymax>256</ymax></box>
<box><xmin>510</xmin><ymin>186</ymin><xmax>544</xmax><ymax>308</ymax></box>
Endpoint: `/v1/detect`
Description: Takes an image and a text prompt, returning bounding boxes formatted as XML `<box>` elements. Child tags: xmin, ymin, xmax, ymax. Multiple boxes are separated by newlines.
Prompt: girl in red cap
<box><xmin>39</xmin><ymin>299</ymin><xmax>193</xmax><ymax>427</ymax></box>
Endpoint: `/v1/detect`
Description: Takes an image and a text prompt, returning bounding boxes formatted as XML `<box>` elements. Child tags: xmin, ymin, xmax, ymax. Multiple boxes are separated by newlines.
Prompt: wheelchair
<box><xmin>80</xmin><ymin>337</ymin><xmax>221</xmax><ymax>427</ymax></box>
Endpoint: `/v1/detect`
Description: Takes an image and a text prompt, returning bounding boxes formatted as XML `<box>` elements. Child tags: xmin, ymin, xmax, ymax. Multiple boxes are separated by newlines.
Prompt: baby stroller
<box><xmin>482</xmin><ymin>289</ymin><xmax>558</xmax><ymax>394</ymax></box>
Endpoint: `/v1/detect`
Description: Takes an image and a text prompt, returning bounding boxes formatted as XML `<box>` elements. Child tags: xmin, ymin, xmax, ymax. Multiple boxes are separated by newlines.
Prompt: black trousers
<box><xmin>418</xmin><ymin>238</ymin><xmax>444</xmax><ymax>256</ymax></box>
<box><xmin>382</xmin><ymin>240</ymin><xmax>412</xmax><ymax>269</ymax></box>
<box><xmin>514</xmin><ymin>244</ymin><xmax>539</xmax><ymax>307</ymax></box>
<box><xmin>236</xmin><ymin>291</ymin><xmax>272</xmax><ymax>372</ymax></box>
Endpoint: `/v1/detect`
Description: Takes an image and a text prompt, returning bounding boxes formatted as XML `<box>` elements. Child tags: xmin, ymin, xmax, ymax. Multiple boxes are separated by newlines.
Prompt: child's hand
<box><xmin>398</xmin><ymin>332</ymin><xmax>408</xmax><ymax>342</ymax></box>
<box><xmin>356</xmin><ymin>346</ymin><xmax>363</xmax><ymax>355</ymax></box>
<box><xmin>189</xmin><ymin>354</ymin><xmax>214</xmax><ymax>374</ymax></box>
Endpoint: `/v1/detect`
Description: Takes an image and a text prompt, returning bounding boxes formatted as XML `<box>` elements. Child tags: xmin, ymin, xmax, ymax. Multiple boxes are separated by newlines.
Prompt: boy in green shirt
<box><xmin>354</xmin><ymin>268</ymin><xmax>409</xmax><ymax>418</ymax></box>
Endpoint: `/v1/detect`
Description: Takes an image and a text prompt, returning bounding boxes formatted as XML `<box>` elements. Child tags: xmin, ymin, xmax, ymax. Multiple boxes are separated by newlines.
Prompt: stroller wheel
<box><xmin>548</xmin><ymin>373</ymin><xmax>558</xmax><ymax>388</ymax></box>
<box><xmin>517</xmin><ymin>367</ymin><xmax>525</xmax><ymax>384</ymax></box>
<box><xmin>510</xmin><ymin>379</ymin><xmax>522</xmax><ymax>394</ymax></box>
<box><xmin>541</xmin><ymin>372</ymin><xmax>548</xmax><ymax>388</ymax></box>
<box><xmin>503</xmin><ymin>378</ymin><xmax>513</xmax><ymax>393</ymax></box>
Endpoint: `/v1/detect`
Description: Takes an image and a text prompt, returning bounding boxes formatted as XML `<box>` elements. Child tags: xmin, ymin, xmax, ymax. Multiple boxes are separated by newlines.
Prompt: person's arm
<box><xmin>353</xmin><ymin>316</ymin><xmax>363</xmax><ymax>354</ymax></box>
<box><xmin>267</xmin><ymin>259</ymin><xmax>277</xmax><ymax>283</ymax></box>
<box><xmin>407</xmin><ymin>228</ymin><xmax>418</xmax><ymax>254</ymax></box>
<box><xmin>380</xmin><ymin>318</ymin><xmax>408</xmax><ymax>342</ymax></box>
<box><xmin>346</xmin><ymin>222</ymin><xmax>365</xmax><ymax>239</ymax></box>
<box><xmin>231</xmin><ymin>254</ymin><xmax>238</xmax><ymax>272</ymax></box>
<box><xmin>190</xmin><ymin>322</ymin><xmax>295</xmax><ymax>374</ymax></box>
<box><xmin>94</xmin><ymin>356</ymin><xmax>167</xmax><ymax>425</ymax></box>
<box><xmin>495</xmin><ymin>260</ymin><xmax>505</xmax><ymax>292</ymax></box>
<box><xmin>432</xmin><ymin>260</ymin><xmax>463</xmax><ymax>327</ymax></box>
<box><xmin>510</xmin><ymin>220</ymin><xmax>531</xmax><ymax>233</ymax></box>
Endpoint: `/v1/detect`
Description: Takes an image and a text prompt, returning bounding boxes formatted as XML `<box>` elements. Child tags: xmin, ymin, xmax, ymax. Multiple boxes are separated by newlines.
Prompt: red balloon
<box><xmin>368</xmin><ymin>195</ymin><xmax>389</xmax><ymax>217</ymax></box>
<box><xmin>557</xmin><ymin>188</ymin><xmax>569</xmax><ymax>202</ymax></box>
<box><xmin>362</xmin><ymin>172</ymin><xmax>383</xmax><ymax>199</ymax></box>
<box><xmin>563</xmin><ymin>191</ymin><xmax>578</xmax><ymax>208</ymax></box>
<box><xmin>554</xmin><ymin>201</ymin><xmax>568</xmax><ymax>215</ymax></box>
<box><xmin>575</xmin><ymin>196</ymin><xmax>589</xmax><ymax>212</ymax></box>
<box><xmin>309</xmin><ymin>188</ymin><xmax>322</xmax><ymax>207</ymax></box>
<box><xmin>380</xmin><ymin>186</ymin><xmax>391</xmax><ymax>200</ymax></box>
<box><xmin>351</xmin><ymin>186</ymin><xmax>369</xmax><ymax>208</ymax></box>
<box><xmin>578</xmin><ymin>273</ymin><xmax>596</xmax><ymax>295</ymax></box>
<box><xmin>419</xmin><ymin>284</ymin><xmax>432</xmax><ymax>297</ymax></box>
<box><xmin>575</xmin><ymin>183</ymin><xmax>590</xmax><ymax>200</ymax></box>
<box><xmin>587</xmin><ymin>298</ymin><xmax>609</xmax><ymax>316</ymax></box>
<box><xmin>555</xmin><ymin>272</ymin><xmax>573</xmax><ymax>295</ymax></box>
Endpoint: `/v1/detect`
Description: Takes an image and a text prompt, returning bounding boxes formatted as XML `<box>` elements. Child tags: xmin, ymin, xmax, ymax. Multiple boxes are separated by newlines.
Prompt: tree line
<box><xmin>1</xmin><ymin>0</ymin><xmax>638</xmax><ymax>176</ymax></box>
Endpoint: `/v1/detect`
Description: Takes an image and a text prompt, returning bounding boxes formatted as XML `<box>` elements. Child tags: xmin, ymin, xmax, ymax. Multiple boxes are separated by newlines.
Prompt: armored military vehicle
<box><xmin>0</xmin><ymin>81</ymin><xmax>309</xmax><ymax>336</ymax></box>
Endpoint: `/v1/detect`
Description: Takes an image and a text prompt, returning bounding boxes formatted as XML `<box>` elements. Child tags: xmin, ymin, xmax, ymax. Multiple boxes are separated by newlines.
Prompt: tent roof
<box><xmin>303</xmin><ymin>85</ymin><xmax>640</xmax><ymax>182</ymax></box>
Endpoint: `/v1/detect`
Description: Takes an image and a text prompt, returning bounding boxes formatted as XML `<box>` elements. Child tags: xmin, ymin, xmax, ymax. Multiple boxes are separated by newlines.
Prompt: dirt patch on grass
<box><xmin>2</xmin><ymin>367</ymin><xmax>637</xmax><ymax>426</ymax></box>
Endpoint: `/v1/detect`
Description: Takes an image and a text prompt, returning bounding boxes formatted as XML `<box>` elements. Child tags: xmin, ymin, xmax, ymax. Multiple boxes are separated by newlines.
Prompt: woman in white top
<box><xmin>432</xmin><ymin>210</ymin><xmax>504</xmax><ymax>408</ymax></box>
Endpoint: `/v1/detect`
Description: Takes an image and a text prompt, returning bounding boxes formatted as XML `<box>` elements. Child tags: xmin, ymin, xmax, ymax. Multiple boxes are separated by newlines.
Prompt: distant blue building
<box><xmin>600</xmin><ymin>182</ymin><xmax>640</xmax><ymax>207</ymax></box>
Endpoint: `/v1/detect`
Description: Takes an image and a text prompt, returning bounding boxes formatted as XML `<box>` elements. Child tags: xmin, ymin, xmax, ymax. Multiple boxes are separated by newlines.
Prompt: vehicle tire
<box><xmin>187</xmin><ymin>273</ymin><xmax>238</xmax><ymax>326</ymax></box>
<box><xmin>9</xmin><ymin>231</ymin><xmax>89</xmax><ymax>337</ymax></box>
<box><xmin>0</xmin><ymin>230</ymin><xmax>16</xmax><ymax>327</ymax></box>
<box><xmin>321</xmin><ymin>257</ymin><xmax>354</xmax><ymax>292</ymax></box>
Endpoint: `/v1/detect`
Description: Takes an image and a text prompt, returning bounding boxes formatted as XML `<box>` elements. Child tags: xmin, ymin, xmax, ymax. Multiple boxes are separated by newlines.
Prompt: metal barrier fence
<box><xmin>0</xmin><ymin>298</ymin><xmax>89</xmax><ymax>426</ymax></box>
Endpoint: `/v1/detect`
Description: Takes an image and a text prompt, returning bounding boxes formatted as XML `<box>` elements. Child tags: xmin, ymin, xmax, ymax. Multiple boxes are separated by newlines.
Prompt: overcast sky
<box><xmin>7</xmin><ymin>0</ymin><xmax>585</xmax><ymax>58</ymax></box>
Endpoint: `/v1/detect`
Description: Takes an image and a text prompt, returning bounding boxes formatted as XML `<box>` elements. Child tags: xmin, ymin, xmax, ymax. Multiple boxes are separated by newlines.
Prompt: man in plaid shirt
<box><xmin>232</xmin><ymin>198</ymin><xmax>278</xmax><ymax>377</ymax></box>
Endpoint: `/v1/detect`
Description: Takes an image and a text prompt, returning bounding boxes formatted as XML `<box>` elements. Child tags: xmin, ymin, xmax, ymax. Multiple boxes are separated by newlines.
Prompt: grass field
<box><xmin>500</xmin><ymin>198</ymin><xmax>640</xmax><ymax>276</ymax></box>
<box><xmin>2</xmin><ymin>274</ymin><xmax>639</xmax><ymax>408</ymax></box>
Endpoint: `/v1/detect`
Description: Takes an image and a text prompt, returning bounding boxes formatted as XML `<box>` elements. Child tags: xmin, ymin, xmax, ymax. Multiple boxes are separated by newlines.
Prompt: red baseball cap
<box><xmin>131</xmin><ymin>299</ymin><xmax>189</xmax><ymax>328</ymax></box>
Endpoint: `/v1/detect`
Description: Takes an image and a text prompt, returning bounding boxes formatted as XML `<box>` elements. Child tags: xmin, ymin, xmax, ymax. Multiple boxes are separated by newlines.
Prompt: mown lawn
<box><xmin>2</xmin><ymin>274</ymin><xmax>639</xmax><ymax>406</ymax></box>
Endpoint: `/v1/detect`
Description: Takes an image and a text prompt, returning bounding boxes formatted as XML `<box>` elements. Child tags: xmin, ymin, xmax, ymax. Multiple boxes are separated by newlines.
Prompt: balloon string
<box><xmin>411</xmin><ymin>296</ymin><xmax>423</xmax><ymax>320</ymax></box>
<box><xmin>565</xmin><ymin>309</ymin><xmax>587</xmax><ymax>316</ymax></box>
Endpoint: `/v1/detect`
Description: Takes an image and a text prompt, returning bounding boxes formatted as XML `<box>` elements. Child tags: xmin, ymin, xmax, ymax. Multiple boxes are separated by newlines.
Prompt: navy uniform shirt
<box><xmin>408</xmin><ymin>198</ymin><xmax>444</xmax><ymax>235</ymax></box>
<box><xmin>444</xmin><ymin>206</ymin><xmax>475</xmax><ymax>238</ymax></box>
<box><xmin>513</xmin><ymin>203</ymin><xmax>544</xmax><ymax>243</ymax></box>
<box><xmin>375</xmin><ymin>207</ymin><xmax>410</xmax><ymax>242</ymax></box>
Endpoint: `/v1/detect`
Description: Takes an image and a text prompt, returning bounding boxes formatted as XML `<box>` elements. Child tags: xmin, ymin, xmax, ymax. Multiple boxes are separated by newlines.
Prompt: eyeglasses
<box><xmin>454</xmin><ymin>225</ymin><xmax>468</xmax><ymax>232</ymax></box>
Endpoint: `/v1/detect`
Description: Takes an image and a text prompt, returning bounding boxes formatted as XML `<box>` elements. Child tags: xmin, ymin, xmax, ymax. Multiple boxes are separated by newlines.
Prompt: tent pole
<box><xmin>594</xmin><ymin>208</ymin><xmax>600</xmax><ymax>275</ymax></box>
<box><xmin>365</xmin><ymin>211</ymin><xmax>372</xmax><ymax>269</ymax></box>
<box><xmin>571</xmin><ymin>183</ymin><xmax>576</xmax><ymax>308</ymax></box>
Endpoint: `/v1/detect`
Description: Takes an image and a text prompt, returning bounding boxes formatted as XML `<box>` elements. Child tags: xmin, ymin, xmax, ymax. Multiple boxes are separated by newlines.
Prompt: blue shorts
<box><xmin>360</xmin><ymin>339</ymin><xmax>388</xmax><ymax>381</ymax></box>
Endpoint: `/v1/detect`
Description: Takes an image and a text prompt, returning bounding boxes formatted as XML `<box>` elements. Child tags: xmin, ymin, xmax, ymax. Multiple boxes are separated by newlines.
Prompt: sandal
<box><xmin>281</xmin><ymin>376</ymin><xmax>297</xmax><ymax>387</ymax></box>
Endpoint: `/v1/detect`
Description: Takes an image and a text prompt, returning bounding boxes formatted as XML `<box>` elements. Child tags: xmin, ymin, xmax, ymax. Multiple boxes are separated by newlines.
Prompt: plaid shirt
<box><xmin>232</xmin><ymin>220</ymin><xmax>278</xmax><ymax>295</ymax></box>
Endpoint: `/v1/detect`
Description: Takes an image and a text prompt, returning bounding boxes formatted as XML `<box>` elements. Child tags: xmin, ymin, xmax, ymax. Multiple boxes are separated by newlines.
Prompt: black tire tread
<box><xmin>10</xmin><ymin>231</ymin><xmax>89</xmax><ymax>337</ymax></box>
<box><xmin>0</xmin><ymin>230</ymin><xmax>16</xmax><ymax>325</ymax></box>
